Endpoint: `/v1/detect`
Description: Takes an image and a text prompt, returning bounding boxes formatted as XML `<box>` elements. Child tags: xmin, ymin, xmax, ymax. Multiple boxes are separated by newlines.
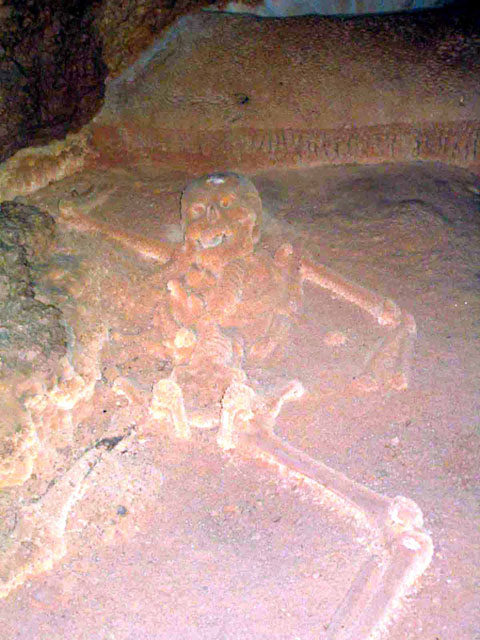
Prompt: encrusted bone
<box><xmin>151</xmin><ymin>378</ymin><xmax>191</xmax><ymax>440</ymax></box>
<box><xmin>0</xmin><ymin>169</ymin><xmax>432</xmax><ymax>640</ymax></box>
<box><xmin>218</xmin><ymin>381</ymin><xmax>434</xmax><ymax>640</ymax></box>
<box><xmin>300</xmin><ymin>259</ymin><xmax>417</xmax><ymax>389</ymax></box>
<box><xmin>0</xmin><ymin>445</ymin><xmax>104</xmax><ymax>599</ymax></box>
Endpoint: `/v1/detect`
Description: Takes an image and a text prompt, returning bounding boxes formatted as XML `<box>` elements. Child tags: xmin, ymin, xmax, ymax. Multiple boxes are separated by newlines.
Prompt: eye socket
<box><xmin>189</xmin><ymin>203</ymin><xmax>206</xmax><ymax>219</ymax></box>
<box><xmin>219</xmin><ymin>193</ymin><xmax>235</xmax><ymax>208</ymax></box>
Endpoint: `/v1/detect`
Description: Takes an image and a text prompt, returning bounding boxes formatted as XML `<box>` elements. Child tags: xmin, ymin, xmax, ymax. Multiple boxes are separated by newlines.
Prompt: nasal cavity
<box><xmin>207</xmin><ymin>204</ymin><xmax>219</xmax><ymax>223</ymax></box>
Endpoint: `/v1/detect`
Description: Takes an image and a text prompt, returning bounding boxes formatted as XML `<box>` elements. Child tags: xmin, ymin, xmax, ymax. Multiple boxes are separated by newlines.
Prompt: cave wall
<box><xmin>0</xmin><ymin>0</ymin><xmax>477</xmax><ymax>166</ymax></box>
<box><xmin>0</xmin><ymin>0</ymin><xmax>217</xmax><ymax>163</ymax></box>
<box><xmin>208</xmin><ymin>0</ymin><xmax>455</xmax><ymax>18</ymax></box>
<box><xmin>0</xmin><ymin>1</ymin><xmax>106</xmax><ymax>163</ymax></box>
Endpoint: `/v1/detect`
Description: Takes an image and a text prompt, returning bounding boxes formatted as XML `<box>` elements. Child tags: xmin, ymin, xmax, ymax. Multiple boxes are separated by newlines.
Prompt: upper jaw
<box><xmin>195</xmin><ymin>232</ymin><xmax>229</xmax><ymax>250</ymax></box>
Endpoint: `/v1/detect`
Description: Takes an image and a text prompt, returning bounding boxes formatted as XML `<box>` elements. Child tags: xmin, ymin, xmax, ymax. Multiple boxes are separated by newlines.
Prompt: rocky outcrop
<box><xmin>91</xmin><ymin>8</ymin><xmax>480</xmax><ymax>173</ymax></box>
<box><xmin>0</xmin><ymin>202</ymin><xmax>106</xmax><ymax>489</ymax></box>
<box><xmin>0</xmin><ymin>202</ymin><xmax>65</xmax><ymax>379</ymax></box>
<box><xmin>0</xmin><ymin>2</ymin><xmax>479</xmax><ymax>200</ymax></box>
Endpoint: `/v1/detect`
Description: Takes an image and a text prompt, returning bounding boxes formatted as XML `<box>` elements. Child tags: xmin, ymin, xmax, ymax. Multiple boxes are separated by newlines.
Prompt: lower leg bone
<box><xmin>219</xmin><ymin>382</ymin><xmax>434</xmax><ymax>640</ymax></box>
<box><xmin>326</xmin><ymin>527</ymin><xmax>433</xmax><ymax>640</ymax></box>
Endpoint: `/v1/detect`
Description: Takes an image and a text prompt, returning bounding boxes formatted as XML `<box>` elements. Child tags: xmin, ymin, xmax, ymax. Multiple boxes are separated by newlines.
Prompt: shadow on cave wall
<box><xmin>0</xmin><ymin>0</ymin><xmax>107</xmax><ymax>163</ymax></box>
<box><xmin>0</xmin><ymin>0</ymin><xmax>222</xmax><ymax>164</ymax></box>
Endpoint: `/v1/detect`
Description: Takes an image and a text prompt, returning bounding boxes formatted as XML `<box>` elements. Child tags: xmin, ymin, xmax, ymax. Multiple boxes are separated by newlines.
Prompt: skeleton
<box><xmin>120</xmin><ymin>171</ymin><xmax>432</xmax><ymax>639</ymax></box>
<box><xmin>144</xmin><ymin>172</ymin><xmax>416</xmax><ymax>434</ymax></box>
<box><xmin>1</xmin><ymin>171</ymin><xmax>433</xmax><ymax>639</ymax></box>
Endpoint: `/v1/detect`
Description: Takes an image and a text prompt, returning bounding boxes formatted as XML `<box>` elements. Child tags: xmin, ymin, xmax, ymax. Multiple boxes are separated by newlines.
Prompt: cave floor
<box><xmin>1</xmin><ymin>161</ymin><xmax>479</xmax><ymax>639</ymax></box>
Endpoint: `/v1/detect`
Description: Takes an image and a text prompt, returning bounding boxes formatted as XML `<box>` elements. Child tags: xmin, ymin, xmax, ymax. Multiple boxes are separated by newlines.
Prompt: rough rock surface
<box><xmin>1</xmin><ymin>2</ymin><xmax>479</xmax><ymax>172</ymax></box>
<box><xmin>0</xmin><ymin>196</ymin><xmax>107</xmax><ymax>496</ymax></box>
<box><xmin>0</xmin><ymin>4</ymin><xmax>479</xmax><ymax>205</ymax></box>
<box><xmin>0</xmin><ymin>202</ymin><xmax>66</xmax><ymax>490</ymax></box>
<box><xmin>93</xmin><ymin>8</ymin><xmax>480</xmax><ymax>172</ymax></box>
<box><xmin>0</xmin><ymin>0</ymin><xmax>106</xmax><ymax>163</ymax></box>
<box><xmin>0</xmin><ymin>202</ymin><xmax>65</xmax><ymax>378</ymax></box>
<box><xmin>93</xmin><ymin>0</ymin><xmax>215</xmax><ymax>77</ymax></box>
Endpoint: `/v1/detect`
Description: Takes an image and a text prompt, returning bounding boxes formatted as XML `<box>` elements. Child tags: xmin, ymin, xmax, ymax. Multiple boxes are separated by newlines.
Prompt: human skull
<box><xmin>180</xmin><ymin>172</ymin><xmax>262</xmax><ymax>274</ymax></box>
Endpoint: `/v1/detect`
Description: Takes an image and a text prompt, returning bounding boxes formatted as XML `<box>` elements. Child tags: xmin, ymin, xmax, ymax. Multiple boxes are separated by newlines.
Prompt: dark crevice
<box><xmin>0</xmin><ymin>0</ymin><xmax>107</xmax><ymax>163</ymax></box>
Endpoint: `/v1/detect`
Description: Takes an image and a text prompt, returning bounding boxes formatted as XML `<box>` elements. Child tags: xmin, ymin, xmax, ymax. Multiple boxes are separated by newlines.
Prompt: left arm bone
<box><xmin>300</xmin><ymin>258</ymin><xmax>406</xmax><ymax>327</ymax></box>
<box><xmin>300</xmin><ymin>257</ymin><xmax>416</xmax><ymax>390</ymax></box>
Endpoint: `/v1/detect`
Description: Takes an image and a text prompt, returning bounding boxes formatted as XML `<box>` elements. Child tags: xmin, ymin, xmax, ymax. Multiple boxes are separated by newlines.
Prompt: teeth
<box><xmin>197</xmin><ymin>234</ymin><xmax>225</xmax><ymax>249</ymax></box>
<box><xmin>208</xmin><ymin>236</ymin><xmax>224</xmax><ymax>247</ymax></box>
